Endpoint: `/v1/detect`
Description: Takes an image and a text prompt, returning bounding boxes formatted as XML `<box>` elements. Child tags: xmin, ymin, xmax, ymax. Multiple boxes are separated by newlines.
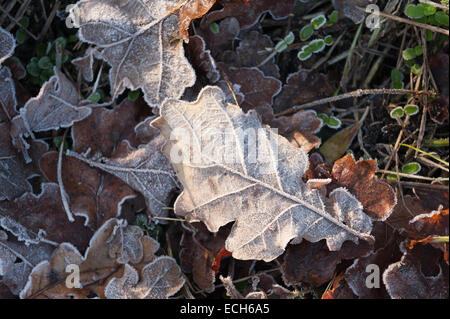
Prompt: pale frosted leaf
<box><xmin>14</xmin><ymin>68</ymin><xmax>91</xmax><ymax>134</ymax></box>
<box><xmin>0</xmin><ymin>27</ymin><xmax>15</xmax><ymax>65</ymax></box>
<box><xmin>0</xmin><ymin>230</ymin><xmax>54</xmax><ymax>296</ymax></box>
<box><xmin>70</xmin><ymin>0</ymin><xmax>197</xmax><ymax>107</ymax></box>
<box><xmin>20</xmin><ymin>218</ymin><xmax>160</xmax><ymax>299</ymax></box>
<box><xmin>152</xmin><ymin>86</ymin><xmax>374</xmax><ymax>262</ymax></box>
<box><xmin>0</xmin><ymin>67</ymin><xmax>17</xmax><ymax>123</ymax></box>
<box><xmin>104</xmin><ymin>256</ymin><xmax>185</xmax><ymax>299</ymax></box>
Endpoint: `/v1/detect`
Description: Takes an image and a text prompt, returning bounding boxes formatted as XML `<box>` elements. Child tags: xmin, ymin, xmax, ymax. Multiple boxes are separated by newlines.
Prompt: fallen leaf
<box><xmin>219</xmin><ymin>29</ymin><xmax>280</xmax><ymax>78</ymax></box>
<box><xmin>207</xmin><ymin>0</ymin><xmax>295</xmax><ymax>29</ymax></box>
<box><xmin>429</xmin><ymin>52</ymin><xmax>449</xmax><ymax>124</ymax></box>
<box><xmin>179</xmin><ymin>222</ymin><xmax>229</xmax><ymax>293</ymax></box>
<box><xmin>344</xmin><ymin>232</ymin><xmax>403</xmax><ymax>299</ymax></box>
<box><xmin>178</xmin><ymin>0</ymin><xmax>216</xmax><ymax>38</ymax></box>
<box><xmin>273</xmin><ymin>70</ymin><xmax>334</xmax><ymax>114</ymax></box>
<box><xmin>153</xmin><ymin>86</ymin><xmax>374</xmax><ymax>262</ymax></box>
<box><xmin>383</xmin><ymin>242</ymin><xmax>448</xmax><ymax>299</ymax></box>
<box><xmin>186</xmin><ymin>35</ymin><xmax>220</xmax><ymax>83</ymax></box>
<box><xmin>70</xmin><ymin>0</ymin><xmax>197</xmax><ymax>107</ymax></box>
<box><xmin>331</xmin><ymin>154</ymin><xmax>396</xmax><ymax>221</ymax></box>
<box><xmin>10</xmin><ymin>68</ymin><xmax>91</xmax><ymax>163</ymax></box>
<box><xmin>21</xmin><ymin>218</ymin><xmax>184</xmax><ymax>299</ymax></box>
<box><xmin>281</xmin><ymin>239</ymin><xmax>372</xmax><ymax>287</ymax></box>
<box><xmin>196</xmin><ymin>17</ymin><xmax>240</xmax><ymax>57</ymax></box>
<box><xmin>218</xmin><ymin>63</ymin><xmax>281</xmax><ymax>112</ymax></box>
<box><xmin>0</xmin><ymin>67</ymin><xmax>17</xmax><ymax>123</ymax></box>
<box><xmin>68</xmin><ymin>136</ymin><xmax>179</xmax><ymax>219</ymax></box>
<box><xmin>0</xmin><ymin>230</ymin><xmax>54</xmax><ymax>296</ymax></box>
<box><xmin>72</xmin><ymin>97</ymin><xmax>152</xmax><ymax>158</ymax></box>
<box><xmin>319</xmin><ymin>117</ymin><xmax>365</xmax><ymax>164</ymax></box>
<box><xmin>257</xmin><ymin>106</ymin><xmax>323</xmax><ymax>152</ymax></box>
<box><xmin>71</xmin><ymin>47</ymin><xmax>97</xmax><ymax>83</ymax></box>
<box><xmin>0</xmin><ymin>27</ymin><xmax>15</xmax><ymax>65</ymax></box>
<box><xmin>39</xmin><ymin>152</ymin><xmax>137</xmax><ymax>230</ymax></box>
<box><xmin>321</xmin><ymin>272</ymin><xmax>356</xmax><ymax>299</ymax></box>
<box><xmin>0</xmin><ymin>123</ymin><xmax>48</xmax><ymax>201</ymax></box>
<box><xmin>0</xmin><ymin>183</ymin><xmax>93</xmax><ymax>251</ymax></box>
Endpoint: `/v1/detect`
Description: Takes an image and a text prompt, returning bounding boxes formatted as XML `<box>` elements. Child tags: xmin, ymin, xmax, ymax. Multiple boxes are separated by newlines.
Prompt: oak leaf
<box><xmin>153</xmin><ymin>86</ymin><xmax>374</xmax><ymax>262</ymax></box>
<box><xmin>21</xmin><ymin>218</ymin><xmax>184</xmax><ymax>299</ymax></box>
<box><xmin>0</xmin><ymin>27</ymin><xmax>15</xmax><ymax>65</ymax></box>
<box><xmin>70</xmin><ymin>0</ymin><xmax>198</xmax><ymax>107</ymax></box>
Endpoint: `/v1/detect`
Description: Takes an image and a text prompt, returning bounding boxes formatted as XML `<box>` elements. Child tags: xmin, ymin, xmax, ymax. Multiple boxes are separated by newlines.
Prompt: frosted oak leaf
<box><xmin>69</xmin><ymin>0</ymin><xmax>201</xmax><ymax>107</ymax></box>
<box><xmin>152</xmin><ymin>86</ymin><xmax>374</xmax><ymax>262</ymax></box>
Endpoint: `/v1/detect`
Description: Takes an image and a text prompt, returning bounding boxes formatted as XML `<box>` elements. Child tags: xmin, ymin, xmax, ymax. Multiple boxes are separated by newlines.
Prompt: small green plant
<box><xmin>318</xmin><ymin>113</ymin><xmax>342</xmax><ymax>129</ymax></box>
<box><xmin>26</xmin><ymin>35</ymin><xmax>77</xmax><ymax>86</ymax></box>
<box><xmin>404</xmin><ymin>2</ymin><xmax>449</xmax><ymax>27</ymax></box>
<box><xmin>134</xmin><ymin>213</ymin><xmax>163</xmax><ymax>241</ymax></box>
<box><xmin>401</xmin><ymin>162</ymin><xmax>421</xmax><ymax>175</ymax></box>
<box><xmin>390</xmin><ymin>104</ymin><xmax>419</xmax><ymax>119</ymax></box>
<box><xmin>15</xmin><ymin>17</ymin><xmax>29</xmax><ymax>45</ymax></box>
<box><xmin>297</xmin><ymin>11</ymin><xmax>338</xmax><ymax>62</ymax></box>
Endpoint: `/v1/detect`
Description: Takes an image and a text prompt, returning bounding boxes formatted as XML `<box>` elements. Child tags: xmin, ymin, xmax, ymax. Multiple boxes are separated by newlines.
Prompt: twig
<box><xmin>57</xmin><ymin>129</ymin><xmax>75</xmax><ymax>222</ymax></box>
<box><xmin>274</xmin><ymin>89</ymin><xmax>434</xmax><ymax>117</ymax></box>
<box><xmin>419</xmin><ymin>0</ymin><xmax>449</xmax><ymax>10</ymax></box>
<box><xmin>377</xmin><ymin>169</ymin><xmax>448</xmax><ymax>181</ymax></box>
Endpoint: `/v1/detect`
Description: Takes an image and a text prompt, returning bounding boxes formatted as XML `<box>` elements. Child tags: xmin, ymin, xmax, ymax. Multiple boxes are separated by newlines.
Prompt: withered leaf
<box><xmin>207</xmin><ymin>0</ymin><xmax>295</xmax><ymax>29</ymax></box>
<box><xmin>180</xmin><ymin>222</ymin><xmax>229</xmax><ymax>293</ymax></box>
<box><xmin>0</xmin><ymin>67</ymin><xmax>17</xmax><ymax>123</ymax></box>
<box><xmin>39</xmin><ymin>152</ymin><xmax>137</xmax><ymax>230</ymax></box>
<box><xmin>331</xmin><ymin>154</ymin><xmax>396</xmax><ymax>221</ymax></box>
<box><xmin>219</xmin><ymin>29</ymin><xmax>280</xmax><ymax>79</ymax></box>
<box><xmin>0</xmin><ymin>183</ymin><xmax>92</xmax><ymax>251</ymax></box>
<box><xmin>104</xmin><ymin>256</ymin><xmax>185</xmax><ymax>299</ymax></box>
<box><xmin>20</xmin><ymin>218</ymin><xmax>180</xmax><ymax>299</ymax></box>
<box><xmin>197</xmin><ymin>17</ymin><xmax>240</xmax><ymax>57</ymax></box>
<box><xmin>383</xmin><ymin>242</ymin><xmax>448</xmax><ymax>299</ymax></box>
<box><xmin>186</xmin><ymin>35</ymin><xmax>220</xmax><ymax>83</ymax></box>
<box><xmin>72</xmin><ymin>97</ymin><xmax>152</xmax><ymax>157</ymax></box>
<box><xmin>281</xmin><ymin>239</ymin><xmax>372</xmax><ymax>287</ymax></box>
<box><xmin>257</xmin><ymin>106</ymin><xmax>323</xmax><ymax>153</ymax></box>
<box><xmin>0</xmin><ymin>230</ymin><xmax>54</xmax><ymax>296</ymax></box>
<box><xmin>0</xmin><ymin>27</ymin><xmax>15</xmax><ymax>65</ymax></box>
<box><xmin>178</xmin><ymin>0</ymin><xmax>216</xmax><ymax>38</ymax></box>
<box><xmin>344</xmin><ymin>232</ymin><xmax>403</xmax><ymax>299</ymax></box>
<box><xmin>0</xmin><ymin>123</ymin><xmax>47</xmax><ymax>201</ymax></box>
<box><xmin>68</xmin><ymin>136</ymin><xmax>179</xmax><ymax>219</ymax></box>
<box><xmin>10</xmin><ymin>68</ymin><xmax>91</xmax><ymax>163</ymax></box>
<box><xmin>71</xmin><ymin>47</ymin><xmax>97</xmax><ymax>83</ymax></box>
<box><xmin>153</xmin><ymin>86</ymin><xmax>374</xmax><ymax>262</ymax></box>
<box><xmin>217</xmin><ymin>63</ymin><xmax>281</xmax><ymax>112</ymax></box>
<box><xmin>273</xmin><ymin>70</ymin><xmax>334</xmax><ymax>114</ymax></box>
<box><xmin>70</xmin><ymin>0</ymin><xmax>197</xmax><ymax>107</ymax></box>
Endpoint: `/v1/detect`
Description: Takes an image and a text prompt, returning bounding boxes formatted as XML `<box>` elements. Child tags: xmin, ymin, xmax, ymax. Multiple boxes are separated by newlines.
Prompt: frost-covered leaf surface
<box><xmin>20</xmin><ymin>218</ymin><xmax>183</xmax><ymax>299</ymax></box>
<box><xmin>0</xmin><ymin>67</ymin><xmax>17</xmax><ymax>124</ymax></box>
<box><xmin>68</xmin><ymin>136</ymin><xmax>179</xmax><ymax>218</ymax></box>
<box><xmin>10</xmin><ymin>68</ymin><xmax>91</xmax><ymax>161</ymax></box>
<box><xmin>0</xmin><ymin>27</ymin><xmax>15</xmax><ymax>65</ymax></box>
<box><xmin>153</xmin><ymin>86</ymin><xmax>374</xmax><ymax>261</ymax></box>
<box><xmin>0</xmin><ymin>123</ymin><xmax>47</xmax><ymax>201</ymax></box>
<box><xmin>70</xmin><ymin>0</ymin><xmax>198</xmax><ymax>107</ymax></box>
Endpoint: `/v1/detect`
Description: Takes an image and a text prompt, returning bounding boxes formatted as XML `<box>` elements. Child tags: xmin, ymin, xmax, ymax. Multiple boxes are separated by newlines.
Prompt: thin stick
<box><xmin>274</xmin><ymin>89</ymin><xmax>434</xmax><ymax>117</ymax></box>
<box><xmin>377</xmin><ymin>169</ymin><xmax>448</xmax><ymax>181</ymax></box>
<box><xmin>58</xmin><ymin>129</ymin><xmax>75</xmax><ymax>222</ymax></box>
<box><xmin>419</xmin><ymin>0</ymin><xmax>449</xmax><ymax>10</ymax></box>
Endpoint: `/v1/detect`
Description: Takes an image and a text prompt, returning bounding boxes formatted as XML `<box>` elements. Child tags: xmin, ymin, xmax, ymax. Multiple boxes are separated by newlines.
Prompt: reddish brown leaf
<box><xmin>39</xmin><ymin>152</ymin><xmax>137</xmax><ymax>230</ymax></box>
<box><xmin>218</xmin><ymin>63</ymin><xmax>281</xmax><ymax>112</ymax></box>
<box><xmin>219</xmin><ymin>29</ymin><xmax>280</xmax><ymax>78</ymax></box>
<box><xmin>197</xmin><ymin>17</ymin><xmax>240</xmax><ymax>57</ymax></box>
<box><xmin>281</xmin><ymin>239</ymin><xmax>372</xmax><ymax>287</ymax></box>
<box><xmin>72</xmin><ymin>98</ymin><xmax>152</xmax><ymax>157</ymax></box>
<box><xmin>0</xmin><ymin>183</ymin><xmax>92</xmax><ymax>252</ymax></box>
<box><xmin>273</xmin><ymin>70</ymin><xmax>334</xmax><ymax>114</ymax></box>
<box><xmin>178</xmin><ymin>0</ymin><xmax>216</xmax><ymax>38</ymax></box>
<box><xmin>383</xmin><ymin>242</ymin><xmax>448</xmax><ymax>299</ymax></box>
<box><xmin>207</xmin><ymin>0</ymin><xmax>295</xmax><ymax>29</ymax></box>
<box><xmin>179</xmin><ymin>223</ymin><xmax>229</xmax><ymax>292</ymax></box>
<box><xmin>257</xmin><ymin>106</ymin><xmax>323</xmax><ymax>152</ymax></box>
<box><xmin>321</xmin><ymin>273</ymin><xmax>356</xmax><ymax>299</ymax></box>
<box><xmin>331</xmin><ymin>154</ymin><xmax>396</xmax><ymax>221</ymax></box>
